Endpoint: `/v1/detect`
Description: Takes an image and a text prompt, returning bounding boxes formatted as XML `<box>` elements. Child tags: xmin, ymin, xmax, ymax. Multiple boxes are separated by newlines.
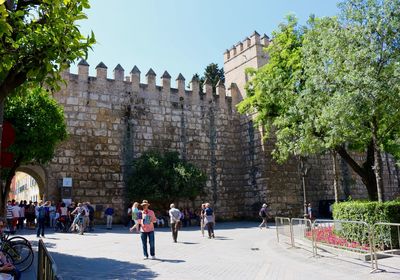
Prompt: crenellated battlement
<box><xmin>223</xmin><ymin>31</ymin><xmax>270</xmax><ymax>63</ymax></box>
<box><xmin>224</xmin><ymin>31</ymin><xmax>270</xmax><ymax>102</ymax></box>
<box><xmin>62</xmin><ymin>61</ymin><xmax>241</xmax><ymax>110</ymax></box>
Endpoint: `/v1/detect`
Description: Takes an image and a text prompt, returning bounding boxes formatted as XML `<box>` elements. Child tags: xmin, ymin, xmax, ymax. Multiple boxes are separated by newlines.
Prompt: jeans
<box><xmin>140</xmin><ymin>231</ymin><xmax>155</xmax><ymax>257</ymax></box>
<box><xmin>37</xmin><ymin>218</ymin><xmax>45</xmax><ymax>237</ymax></box>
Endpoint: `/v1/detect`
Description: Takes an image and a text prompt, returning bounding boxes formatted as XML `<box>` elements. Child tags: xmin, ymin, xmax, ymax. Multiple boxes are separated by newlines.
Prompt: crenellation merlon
<box><xmin>96</xmin><ymin>62</ymin><xmax>107</xmax><ymax>79</ymax></box>
<box><xmin>203</xmin><ymin>78</ymin><xmax>213</xmax><ymax>102</ymax></box>
<box><xmin>114</xmin><ymin>64</ymin><xmax>124</xmax><ymax>81</ymax></box>
<box><xmin>145</xmin><ymin>68</ymin><xmax>156</xmax><ymax>92</ymax></box>
<box><xmin>130</xmin><ymin>65</ymin><xmax>141</xmax><ymax>93</ymax></box>
<box><xmin>176</xmin><ymin>73</ymin><xmax>185</xmax><ymax>99</ymax></box>
<box><xmin>161</xmin><ymin>71</ymin><xmax>171</xmax><ymax>96</ymax></box>
<box><xmin>78</xmin><ymin>59</ymin><xmax>89</xmax><ymax>81</ymax></box>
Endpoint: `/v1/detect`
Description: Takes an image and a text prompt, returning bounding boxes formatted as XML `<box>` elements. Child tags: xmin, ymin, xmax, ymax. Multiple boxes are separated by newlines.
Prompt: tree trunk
<box><xmin>0</xmin><ymin>100</ymin><xmax>4</xmax><ymax>217</ymax></box>
<box><xmin>372</xmin><ymin>120</ymin><xmax>384</xmax><ymax>202</ymax></box>
<box><xmin>336</xmin><ymin>144</ymin><xmax>377</xmax><ymax>200</ymax></box>
<box><xmin>332</xmin><ymin>151</ymin><xmax>339</xmax><ymax>203</ymax></box>
<box><xmin>0</xmin><ymin>157</ymin><xmax>22</xmax><ymax>217</ymax></box>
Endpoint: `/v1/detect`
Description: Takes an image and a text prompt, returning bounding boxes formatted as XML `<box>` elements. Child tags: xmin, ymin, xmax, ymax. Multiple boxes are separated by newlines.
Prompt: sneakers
<box><xmin>143</xmin><ymin>256</ymin><xmax>148</xmax><ymax>260</ymax></box>
<box><xmin>151</xmin><ymin>256</ymin><xmax>156</xmax><ymax>260</ymax></box>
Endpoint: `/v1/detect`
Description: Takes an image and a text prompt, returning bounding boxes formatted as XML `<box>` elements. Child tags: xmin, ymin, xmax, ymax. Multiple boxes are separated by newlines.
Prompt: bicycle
<box><xmin>0</xmin><ymin>232</ymin><xmax>34</xmax><ymax>272</ymax></box>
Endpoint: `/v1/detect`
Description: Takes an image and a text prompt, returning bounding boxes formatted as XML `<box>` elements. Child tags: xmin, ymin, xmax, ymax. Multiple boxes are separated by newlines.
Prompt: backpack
<box><xmin>259</xmin><ymin>208</ymin><xmax>267</xmax><ymax>218</ymax></box>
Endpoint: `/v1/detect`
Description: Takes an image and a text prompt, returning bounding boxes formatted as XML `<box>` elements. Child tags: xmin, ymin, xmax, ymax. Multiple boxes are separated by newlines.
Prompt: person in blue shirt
<box><xmin>204</xmin><ymin>203</ymin><xmax>215</xmax><ymax>239</ymax></box>
<box><xmin>104</xmin><ymin>205</ymin><xmax>114</xmax><ymax>229</ymax></box>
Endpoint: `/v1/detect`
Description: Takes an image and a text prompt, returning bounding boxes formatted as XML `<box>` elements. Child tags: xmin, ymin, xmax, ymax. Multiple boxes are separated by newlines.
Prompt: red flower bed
<box><xmin>306</xmin><ymin>226</ymin><xmax>370</xmax><ymax>252</ymax></box>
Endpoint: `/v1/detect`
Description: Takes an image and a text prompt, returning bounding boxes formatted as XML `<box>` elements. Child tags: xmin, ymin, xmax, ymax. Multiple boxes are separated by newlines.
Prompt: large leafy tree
<box><xmin>302</xmin><ymin>0</ymin><xmax>400</xmax><ymax>202</ymax></box>
<box><xmin>127</xmin><ymin>151</ymin><xmax>206</xmax><ymax>209</ymax></box>
<box><xmin>1</xmin><ymin>87</ymin><xmax>67</xmax><ymax>214</ymax></box>
<box><xmin>238</xmin><ymin>0</ymin><xmax>400</xmax><ymax>202</ymax></box>
<box><xmin>0</xmin><ymin>0</ymin><xmax>94</xmax><ymax>209</ymax></box>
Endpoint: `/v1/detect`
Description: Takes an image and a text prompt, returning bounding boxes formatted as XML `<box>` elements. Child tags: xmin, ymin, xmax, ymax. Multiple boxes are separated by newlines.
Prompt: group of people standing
<box><xmin>127</xmin><ymin>200</ymin><xmax>216</xmax><ymax>260</ymax></box>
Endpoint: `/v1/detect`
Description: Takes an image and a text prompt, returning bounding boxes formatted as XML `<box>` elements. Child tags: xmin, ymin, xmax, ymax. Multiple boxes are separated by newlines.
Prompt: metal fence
<box><xmin>291</xmin><ymin>218</ymin><xmax>316</xmax><ymax>255</ymax></box>
<box><xmin>312</xmin><ymin>219</ymin><xmax>375</xmax><ymax>270</ymax></box>
<box><xmin>372</xmin><ymin>222</ymin><xmax>400</xmax><ymax>271</ymax></box>
<box><xmin>37</xmin><ymin>239</ymin><xmax>62</xmax><ymax>280</ymax></box>
<box><xmin>275</xmin><ymin>217</ymin><xmax>292</xmax><ymax>246</ymax></box>
<box><xmin>274</xmin><ymin>217</ymin><xmax>400</xmax><ymax>273</ymax></box>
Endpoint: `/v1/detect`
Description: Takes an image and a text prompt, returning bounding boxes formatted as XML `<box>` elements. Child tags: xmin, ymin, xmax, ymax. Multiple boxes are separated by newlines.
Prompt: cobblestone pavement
<box><xmin>21</xmin><ymin>222</ymin><xmax>400</xmax><ymax>280</ymax></box>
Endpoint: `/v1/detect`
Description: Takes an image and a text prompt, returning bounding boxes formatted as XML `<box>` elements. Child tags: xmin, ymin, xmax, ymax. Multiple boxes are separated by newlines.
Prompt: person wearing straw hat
<box><xmin>138</xmin><ymin>200</ymin><xmax>157</xmax><ymax>259</ymax></box>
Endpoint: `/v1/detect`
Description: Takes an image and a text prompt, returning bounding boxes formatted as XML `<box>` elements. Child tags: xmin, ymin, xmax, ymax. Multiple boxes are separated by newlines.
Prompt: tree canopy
<box><xmin>238</xmin><ymin>0</ymin><xmax>400</xmax><ymax>201</ymax></box>
<box><xmin>0</xmin><ymin>0</ymin><xmax>95</xmax><ymax>101</ymax></box>
<box><xmin>193</xmin><ymin>63</ymin><xmax>225</xmax><ymax>94</ymax></box>
<box><xmin>1</xmin><ymin>87</ymin><xmax>67</xmax><ymax>208</ymax></box>
<box><xmin>127</xmin><ymin>151</ymin><xmax>206</xmax><ymax>208</ymax></box>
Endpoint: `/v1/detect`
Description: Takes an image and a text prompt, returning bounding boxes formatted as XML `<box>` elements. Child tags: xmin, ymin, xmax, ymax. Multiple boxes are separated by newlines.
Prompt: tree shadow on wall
<box><xmin>50</xmin><ymin>251</ymin><xmax>158</xmax><ymax>280</ymax></box>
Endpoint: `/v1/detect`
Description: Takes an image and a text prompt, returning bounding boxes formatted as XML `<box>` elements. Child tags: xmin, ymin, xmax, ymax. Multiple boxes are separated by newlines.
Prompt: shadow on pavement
<box><xmin>156</xmin><ymin>258</ymin><xmax>185</xmax><ymax>263</ymax></box>
<box><xmin>50</xmin><ymin>252</ymin><xmax>158</xmax><ymax>280</ymax></box>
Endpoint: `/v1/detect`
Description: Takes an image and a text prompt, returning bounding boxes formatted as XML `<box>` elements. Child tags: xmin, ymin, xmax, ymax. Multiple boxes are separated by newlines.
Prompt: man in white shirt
<box><xmin>169</xmin><ymin>204</ymin><xmax>182</xmax><ymax>243</ymax></box>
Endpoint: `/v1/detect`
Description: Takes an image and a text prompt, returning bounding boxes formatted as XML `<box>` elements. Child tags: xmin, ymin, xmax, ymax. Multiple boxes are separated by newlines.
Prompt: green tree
<box><xmin>238</xmin><ymin>1</ymin><xmax>400</xmax><ymax>202</ymax></box>
<box><xmin>1</xmin><ymin>87</ymin><xmax>67</xmax><ymax>213</ymax></box>
<box><xmin>302</xmin><ymin>0</ymin><xmax>400</xmax><ymax>201</ymax></box>
<box><xmin>193</xmin><ymin>63</ymin><xmax>225</xmax><ymax>94</ymax></box>
<box><xmin>0</xmin><ymin>0</ymin><xmax>94</xmax><ymax>209</ymax></box>
<box><xmin>0</xmin><ymin>0</ymin><xmax>94</xmax><ymax>102</ymax></box>
<box><xmin>127</xmin><ymin>151</ymin><xmax>206</xmax><ymax>209</ymax></box>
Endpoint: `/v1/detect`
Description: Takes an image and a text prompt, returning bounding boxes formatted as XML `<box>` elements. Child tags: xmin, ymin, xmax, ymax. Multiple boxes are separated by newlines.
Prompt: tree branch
<box><xmin>335</xmin><ymin>145</ymin><xmax>366</xmax><ymax>179</ymax></box>
<box><xmin>0</xmin><ymin>66</ymin><xmax>28</xmax><ymax>102</ymax></box>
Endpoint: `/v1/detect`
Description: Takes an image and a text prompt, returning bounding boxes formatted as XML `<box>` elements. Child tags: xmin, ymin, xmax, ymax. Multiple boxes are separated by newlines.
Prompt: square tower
<box><xmin>223</xmin><ymin>31</ymin><xmax>270</xmax><ymax>101</ymax></box>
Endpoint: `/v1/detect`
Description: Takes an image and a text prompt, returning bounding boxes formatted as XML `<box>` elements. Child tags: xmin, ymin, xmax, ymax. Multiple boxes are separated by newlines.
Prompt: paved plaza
<box><xmin>20</xmin><ymin>222</ymin><xmax>400</xmax><ymax>280</ymax></box>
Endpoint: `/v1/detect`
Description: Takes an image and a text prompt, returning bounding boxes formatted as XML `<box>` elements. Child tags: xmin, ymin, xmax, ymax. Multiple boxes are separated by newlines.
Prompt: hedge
<box><xmin>332</xmin><ymin>200</ymin><xmax>400</xmax><ymax>249</ymax></box>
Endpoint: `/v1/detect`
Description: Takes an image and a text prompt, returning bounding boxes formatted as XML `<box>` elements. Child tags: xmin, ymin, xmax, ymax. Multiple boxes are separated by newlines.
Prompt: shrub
<box><xmin>332</xmin><ymin>200</ymin><xmax>400</xmax><ymax>249</ymax></box>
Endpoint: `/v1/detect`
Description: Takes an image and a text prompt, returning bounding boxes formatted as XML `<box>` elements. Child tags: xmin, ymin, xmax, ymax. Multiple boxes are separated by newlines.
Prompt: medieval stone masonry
<box><xmin>43</xmin><ymin>31</ymin><xmax>400</xmax><ymax>221</ymax></box>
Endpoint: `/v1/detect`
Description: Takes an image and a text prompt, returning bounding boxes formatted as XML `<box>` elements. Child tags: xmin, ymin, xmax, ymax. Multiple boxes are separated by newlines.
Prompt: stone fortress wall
<box><xmin>44</xmin><ymin>31</ymin><xmax>400</xmax><ymax>221</ymax></box>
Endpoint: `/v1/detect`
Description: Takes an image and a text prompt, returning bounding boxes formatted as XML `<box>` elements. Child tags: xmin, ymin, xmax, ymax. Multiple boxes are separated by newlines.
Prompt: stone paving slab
<box><xmin>18</xmin><ymin>222</ymin><xmax>400</xmax><ymax>280</ymax></box>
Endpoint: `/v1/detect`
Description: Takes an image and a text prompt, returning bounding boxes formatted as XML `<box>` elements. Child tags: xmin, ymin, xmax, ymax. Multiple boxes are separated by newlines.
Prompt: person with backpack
<box><xmin>259</xmin><ymin>203</ymin><xmax>271</xmax><ymax>229</ymax></box>
<box><xmin>36</xmin><ymin>201</ymin><xmax>49</xmax><ymax>237</ymax></box>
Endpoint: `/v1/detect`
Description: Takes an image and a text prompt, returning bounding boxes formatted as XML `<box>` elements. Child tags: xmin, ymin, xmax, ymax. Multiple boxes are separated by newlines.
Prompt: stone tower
<box><xmin>224</xmin><ymin>31</ymin><xmax>270</xmax><ymax>100</ymax></box>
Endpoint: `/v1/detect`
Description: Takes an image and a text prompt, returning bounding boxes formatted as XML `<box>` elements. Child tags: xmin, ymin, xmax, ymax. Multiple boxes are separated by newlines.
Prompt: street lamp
<box><xmin>300</xmin><ymin>157</ymin><xmax>311</xmax><ymax>218</ymax></box>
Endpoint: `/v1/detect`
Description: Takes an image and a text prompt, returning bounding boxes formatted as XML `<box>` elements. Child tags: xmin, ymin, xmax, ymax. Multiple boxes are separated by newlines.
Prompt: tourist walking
<box><xmin>204</xmin><ymin>203</ymin><xmax>215</xmax><ymax>239</ymax></box>
<box><xmin>258</xmin><ymin>203</ymin><xmax>270</xmax><ymax>229</ymax></box>
<box><xmin>70</xmin><ymin>203</ymin><xmax>86</xmax><ymax>234</ymax></box>
<box><xmin>36</xmin><ymin>201</ymin><xmax>49</xmax><ymax>237</ymax></box>
<box><xmin>200</xmin><ymin>203</ymin><xmax>206</xmax><ymax>237</ymax></box>
<box><xmin>169</xmin><ymin>204</ymin><xmax>182</xmax><ymax>243</ymax></box>
<box><xmin>105</xmin><ymin>205</ymin><xmax>114</xmax><ymax>230</ymax></box>
<box><xmin>129</xmin><ymin>202</ymin><xmax>140</xmax><ymax>232</ymax></box>
<box><xmin>138</xmin><ymin>200</ymin><xmax>156</xmax><ymax>259</ymax></box>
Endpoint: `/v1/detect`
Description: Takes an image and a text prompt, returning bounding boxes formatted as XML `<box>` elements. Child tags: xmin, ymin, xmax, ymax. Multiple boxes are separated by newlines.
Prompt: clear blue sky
<box><xmin>75</xmin><ymin>0</ymin><xmax>342</xmax><ymax>81</ymax></box>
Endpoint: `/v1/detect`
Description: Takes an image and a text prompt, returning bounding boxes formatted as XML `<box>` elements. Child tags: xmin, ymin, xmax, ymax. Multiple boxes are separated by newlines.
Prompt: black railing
<box><xmin>37</xmin><ymin>239</ymin><xmax>62</xmax><ymax>280</ymax></box>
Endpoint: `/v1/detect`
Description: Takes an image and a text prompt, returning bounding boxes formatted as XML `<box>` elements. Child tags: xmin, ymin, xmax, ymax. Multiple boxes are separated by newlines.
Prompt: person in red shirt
<box><xmin>138</xmin><ymin>200</ymin><xmax>157</xmax><ymax>259</ymax></box>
